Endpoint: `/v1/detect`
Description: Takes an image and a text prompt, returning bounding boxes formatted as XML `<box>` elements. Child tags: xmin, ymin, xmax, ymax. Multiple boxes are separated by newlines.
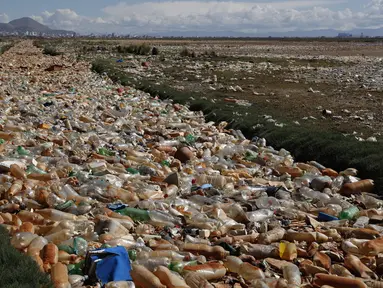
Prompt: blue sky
<box><xmin>0</xmin><ymin>0</ymin><xmax>382</xmax><ymax>34</ymax></box>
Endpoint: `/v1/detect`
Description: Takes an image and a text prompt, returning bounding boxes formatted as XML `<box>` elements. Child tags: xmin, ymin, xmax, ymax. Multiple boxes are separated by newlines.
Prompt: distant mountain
<box><xmin>0</xmin><ymin>17</ymin><xmax>75</xmax><ymax>35</ymax></box>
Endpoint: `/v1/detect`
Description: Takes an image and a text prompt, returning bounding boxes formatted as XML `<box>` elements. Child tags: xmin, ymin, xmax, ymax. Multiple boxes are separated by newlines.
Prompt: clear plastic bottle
<box><xmin>134</xmin><ymin>258</ymin><xmax>171</xmax><ymax>272</ymax></box>
<box><xmin>283</xmin><ymin>264</ymin><xmax>301</xmax><ymax>286</ymax></box>
<box><xmin>105</xmin><ymin>281</ymin><xmax>136</xmax><ymax>288</ymax></box>
<box><xmin>353</xmin><ymin>216</ymin><xmax>370</xmax><ymax>228</ymax></box>
<box><xmin>246</xmin><ymin>209</ymin><xmax>274</xmax><ymax>222</ymax></box>
<box><xmin>183</xmin><ymin>263</ymin><xmax>226</xmax><ymax>281</ymax></box>
<box><xmin>255</xmin><ymin>197</ymin><xmax>281</xmax><ymax>210</ymax></box>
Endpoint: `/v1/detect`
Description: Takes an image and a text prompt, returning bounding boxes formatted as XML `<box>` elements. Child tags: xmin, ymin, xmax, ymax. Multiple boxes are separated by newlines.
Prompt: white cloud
<box><xmin>0</xmin><ymin>13</ymin><xmax>9</xmax><ymax>23</ymax></box>
<box><xmin>27</xmin><ymin>1</ymin><xmax>383</xmax><ymax>35</ymax></box>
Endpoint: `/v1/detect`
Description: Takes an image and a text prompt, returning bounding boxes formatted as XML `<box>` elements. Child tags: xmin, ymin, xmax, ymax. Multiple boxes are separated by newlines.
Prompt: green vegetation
<box><xmin>0</xmin><ymin>43</ymin><xmax>13</xmax><ymax>55</ymax></box>
<box><xmin>180</xmin><ymin>47</ymin><xmax>196</xmax><ymax>57</ymax></box>
<box><xmin>116</xmin><ymin>43</ymin><xmax>151</xmax><ymax>55</ymax></box>
<box><xmin>92</xmin><ymin>58</ymin><xmax>383</xmax><ymax>193</ymax></box>
<box><xmin>32</xmin><ymin>40</ymin><xmax>63</xmax><ymax>56</ymax></box>
<box><xmin>0</xmin><ymin>226</ymin><xmax>53</xmax><ymax>288</ymax></box>
<box><xmin>42</xmin><ymin>46</ymin><xmax>62</xmax><ymax>56</ymax></box>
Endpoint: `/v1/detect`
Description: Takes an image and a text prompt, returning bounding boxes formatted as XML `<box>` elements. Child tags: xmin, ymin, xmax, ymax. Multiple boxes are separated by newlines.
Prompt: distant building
<box><xmin>337</xmin><ymin>33</ymin><xmax>353</xmax><ymax>38</ymax></box>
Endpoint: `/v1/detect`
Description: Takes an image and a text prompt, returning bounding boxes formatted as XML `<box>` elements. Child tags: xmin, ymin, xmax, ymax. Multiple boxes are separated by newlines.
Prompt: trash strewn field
<box><xmin>0</xmin><ymin>39</ymin><xmax>383</xmax><ymax>288</ymax></box>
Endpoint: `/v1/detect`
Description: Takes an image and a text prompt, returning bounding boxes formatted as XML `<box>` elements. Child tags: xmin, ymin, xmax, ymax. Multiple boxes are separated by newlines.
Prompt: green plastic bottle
<box><xmin>161</xmin><ymin>160</ymin><xmax>170</xmax><ymax>167</ymax></box>
<box><xmin>73</xmin><ymin>237</ymin><xmax>88</xmax><ymax>256</ymax></box>
<box><xmin>67</xmin><ymin>260</ymin><xmax>85</xmax><ymax>275</ymax></box>
<box><xmin>339</xmin><ymin>206</ymin><xmax>359</xmax><ymax>220</ymax></box>
<box><xmin>126</xmin><ymin>167</ymin><xmax>139</xmax><ymax>174</ymax></box>
<box><xmin>128</xmin><ymin>250</ymin><xmax>137</xmax><ymax>261</ymax></box>
<box><xmin>116</xmin><ymin>207</ymin><xmax>150</xmax><ymax>222</ymax></box>
<box><xmin>184</xmin><ymin>134</ymin><xmax>196</xmax><ymax>145</ymax></box>
<box><xmin>17</xmin><ymin>146</ymin><xmax>30</xmax><ymax>156</ymax></box>
<box><xmin>98</xmin><ymin>147</ymin><xmax>115</xmax><ymax>156</ymax></box>
<box><xmin>55</xmin><ymin>200</ymin><xmax>75</xmax><ymax>211</ymax></box>
<box><xmin>26</xmin><ymin>165</ymin><xmax>47</xmax><ymax>175</ymax></box>
<box><xmin>58</xmin><ymin>245</ymin><xmax>75</xmax><ymax>254</ymax></box>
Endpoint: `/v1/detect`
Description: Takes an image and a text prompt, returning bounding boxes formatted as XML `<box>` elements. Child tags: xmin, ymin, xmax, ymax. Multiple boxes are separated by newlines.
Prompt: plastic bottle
<box><xmin>313</xmin><ymin>273</ymin><xmax>367</xmax><ymax>288</ymax></box>
<box><xmin>258</xmin><ymin>228</ymin><xmax>285</xmax><ymax>244</ymax></box>
<box><xmin>180</xmin><ymin>243</ymin><xmax>229</xmax><ymax>260</ymax></box>
<box><xmin>134</xmin><ymin>258</ymin><xmax>171</xmax><ymax>272</ymax></box>
<box><xmin>255</xmin><ymin>197</ymin><xmax>280</xmax><ymax>210</ymax></box>
<box><xmin>117</xmin><ymin>207</ymin><xmax>150</xmax><ymax>222</ymax></box>
<box><xmin>10</xmin><ymin>164</ymin><xmax>27</xmax><ymax>180</ymax></box>
<box><xmin>339</xmin><ymin>179</ymin><xmax>374</xmax><ymax>196</ymax></box>
<box><xmin>130</xmin><ymin>264</ymin><xmax>166</xmax><ymax>288</ymax></box>
<box><xmin>17</xmin><ymin>210</ymin><xmax>45</xmax><ymax>224</ymax></box>
<box><xmin>240</xmin><ymin>244</ymin><xmax>279</xmax><ymax>259</ymax></box>
<box><xmin>185</xmin><ymin>235</ymin><xmax>211</xmax><ymax>245</ymax></box>
<box><xmin>310</xmin><ymin>176</ymin><xmax>332</xmax><ymax>191</ymax></box>
<box><xmin>183</xmin><ymin>263</ymin><xmax>226</xmax><ymax>281</ymax></box>
<box><xmin>353</xmin><ymin>216</ymin><xmax>370</xmax><ymax>228</ymax></box>
<box><xmin>42</xmin><ymin>243</ymin><xmax>59</xmax><ymax>272</ymax></box>
<box><xmin>246</xmin><ymin>209</ymin><xmax>274</xmax><ymax>222</ymax></box>
<box><xmin>8</xmin><ymin>179</ymin><xmax>23</xmax><ymax>197</ymax></box>
<box><xmin>238</xmin><ymin>262</ymin><xmax>265</xmax><ymax>281</ymax></box>
<box><xmin>11</xmin><ymin>232</ymin><xmax>38</xmax><ymax>249</ymax></box>
<box><xmin>169</xmin><ymin>260</ymin><xmax>198</xmax><ymax>274</ymax></box>
<box><xmin>224</xmin><ymin>256</ymin><xmax>243</xmax><ymax>274</ymax></box>
<box><xmin>51</xmin><ymin>262</ymin><xmax>71</xmax><ymax>288</ymax></box>
<box><xmin>284</xmin><ymin>231</ymin><xmax>328</xmax><ymax>243</ymax></box>
<box><xmin>183</xmin><ymin>272</ymin><xmax>214</xmax><ymax>288</ymax></box>
<box><xmin>105</xmin><ymin>281</ymin><xmax>136</xmax><ymax>288</ymax></box>
<box><xmin>35</xmin><ymin>209</ymin><xmax>77</xmax><ymax>221</ymax></box>
<box><xmin>279</xmin><ymin>242</ymin><xmax>297</xmax><ymax>261</ymax></box>
<box><xmin>283</xmin><ymin>264</ymin><xmax>301</xmax><ymax>286</ymax></box>
<box><xmin>339</xmin><ymin>206</ymin><xmax>359</xmax><ymax>220</ymax></box>
<box><xmin>27</xmin><ymin>236</ymin><xmax>48</xmax><ymax>257</ymax></box>
<box><xmin>137</xmin><ymin>250</ymin><xmax>185</xmax><ymax>262</ymax></box>
<box><xmin>153</xmin><ymin>266</ymin><xmax>190</xmax><ymax>288</ymax></box>
<box><xmin>44</xmin><ymin>229</ymin><xmax>74</xmax><ymax>245</ymax></box>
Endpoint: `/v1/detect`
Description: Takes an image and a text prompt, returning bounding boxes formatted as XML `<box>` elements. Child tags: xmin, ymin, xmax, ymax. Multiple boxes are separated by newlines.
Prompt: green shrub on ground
<box><xmin>180</xmin><ymin>47</ymin><xmax>196</xmax><ymax>57</ymax></box>
<box><xmin>0</xmin><ymin>226</ymin><xmax>53</xmax><ymax>288</ymax></box>
<box><xmin>0</xmin><ymin>44</ymin><xmax>13</xmax><ymax>55</ymax></box>
<box><xmin>116</xmin><ymin>44</ymin><xmax>151</xmax><ymax>55</ymax></box>
<box><xmin>43</xmin><ymin>46</ymin><xmax>62</xmax><ymax>56</ymax></box>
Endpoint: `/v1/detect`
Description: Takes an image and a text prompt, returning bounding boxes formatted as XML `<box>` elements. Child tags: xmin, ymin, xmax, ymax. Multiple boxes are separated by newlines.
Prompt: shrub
<box><xmin>43</xmin><ymin>46</ymin><xmax>62</xmax><ymax>56</ymax></box>
<box><xmin>0</xmin><ymin>44</ymin><xmax>13</xmax><ymax>55</ymax></box>
<box><xmin>0</xmin><ymin>226</ymin><xmax>53</xmax><ymax>288</ymax></box>
<box><xmin>116</xmin><ymin>44</ymin><xmax>151</xmax><ymax>55</ymax></box>
<box><xmin>152</xmin><ymin>47</ymin><xmax>159</xmax><ymax>55</ymax></box>
<box><xmin>180</xmin><ymin>47</ymin><xmax>196</xmax><ymax>57</ymax></box>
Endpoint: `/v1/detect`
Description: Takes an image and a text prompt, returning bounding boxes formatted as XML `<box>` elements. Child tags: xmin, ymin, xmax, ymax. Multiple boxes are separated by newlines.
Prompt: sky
<box><xmin>0</xmin><ymin>0</ymin><xmax>382</xmax><ymax>35</ymax></box>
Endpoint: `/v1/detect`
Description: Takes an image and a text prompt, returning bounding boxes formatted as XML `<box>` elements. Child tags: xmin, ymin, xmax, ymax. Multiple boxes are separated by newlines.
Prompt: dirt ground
<box><xmin>36</xmin><ymin>38</ymin><xmax>383</xmax><ymax>140</ymax></box>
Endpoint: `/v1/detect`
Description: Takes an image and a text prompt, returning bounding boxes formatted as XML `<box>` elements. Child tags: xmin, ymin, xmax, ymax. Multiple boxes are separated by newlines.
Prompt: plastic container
<box><xmin>339</xmin><ymin>206</ymin><xmax>359</xmax><ymax>220</ymax></box>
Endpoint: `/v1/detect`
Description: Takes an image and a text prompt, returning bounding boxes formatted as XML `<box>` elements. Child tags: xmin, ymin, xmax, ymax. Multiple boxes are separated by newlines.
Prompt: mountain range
<box><xmin>0</xmin><ymin>17</ymin><xmax>75</xmax><ymax>35</ymax></box>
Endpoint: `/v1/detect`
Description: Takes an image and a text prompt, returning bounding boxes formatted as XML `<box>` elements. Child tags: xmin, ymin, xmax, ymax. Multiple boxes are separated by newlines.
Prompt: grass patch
<box><xmin>43</xmin><ymin>46</ymin><xmax>62</xmax><ymax>56</ymax></box>
<box><xmin>0</xmin><ymin>43</ymin><xmax>13</xmax><ymax>55</ymax></box>
<box><xmin>116</xmin><ymin>43</ymin><xmax>151</xmax><ymax>55</ymax></box>
<box><xmin>91</xmin><ymin>58</ymin><xmax>383</xmax><ymax>193</ymax></box>
<box><xmin>180</xmin><ymin>47</ymin><xmax>196</xmax><ymax>57</ymax></box>
<box><xmin>0</xmin><ymin>226</ymin><xmax>53</xmax><ymax>288</ymax></box>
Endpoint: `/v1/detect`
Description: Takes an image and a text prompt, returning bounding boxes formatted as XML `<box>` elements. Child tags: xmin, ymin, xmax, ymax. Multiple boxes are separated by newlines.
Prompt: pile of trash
<box><xmin>1</xmin><ymin>41</ymin><xmax>383</xmax><ymax>288</ymax></box>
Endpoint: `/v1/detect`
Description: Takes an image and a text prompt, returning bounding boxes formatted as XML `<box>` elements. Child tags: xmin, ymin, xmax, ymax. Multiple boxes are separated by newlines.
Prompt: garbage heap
<box><xmin>1</xmin><ymin>41</ymin><xmax>383</xmax><ymax>288</ymax></box>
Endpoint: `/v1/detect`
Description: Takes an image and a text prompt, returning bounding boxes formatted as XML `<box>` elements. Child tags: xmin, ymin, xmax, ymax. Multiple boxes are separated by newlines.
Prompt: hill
<box><xmin>0</xmin><ymin>17</ymin><xmax>75</xmax><ymax>35</ymax></box>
